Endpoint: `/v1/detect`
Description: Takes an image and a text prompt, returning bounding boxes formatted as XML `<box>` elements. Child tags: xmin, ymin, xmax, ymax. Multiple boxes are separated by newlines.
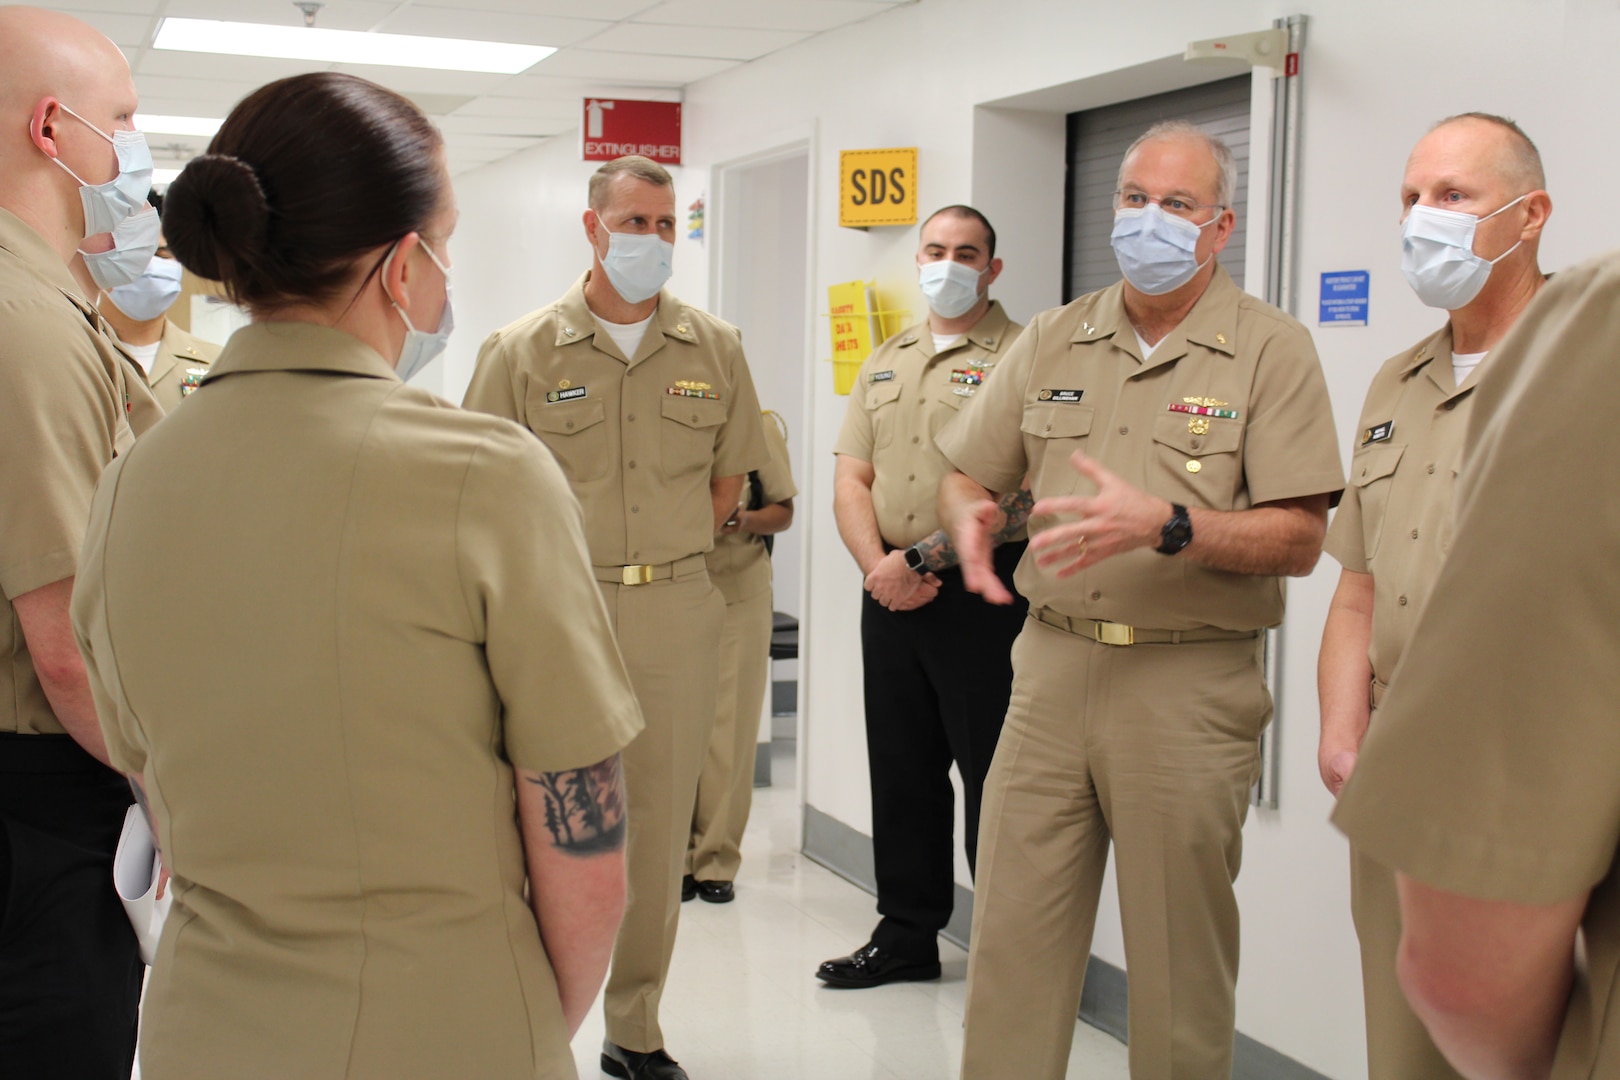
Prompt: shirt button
<box><xmin>631</xmin><ymin>506</ymin><xmax>639</xmax><ymax>514</ymax></box>
<box><xmin>912</xmin><ymin>435</ymin><xmax>920</xmax><ymax>444</ymax></box>
<box><xmin>908</xmin><ymin>473</ymin><xmax>916</xmax><ymax>481</ymax></box>
<box><xmin>1427</xmin><ymin>463</ymin><xmax>1436</xmax><ymax>474</ymax></box>
<box><xmin>1190</xmin><ymin>437</ymin><xmax>1202</xmax><ymax>450</ymax></box>
<box><xmin>627</xmin><ymin>413</ymin><xmax>636</xmax><ymax>422</ymax></box>
<box><xmin>1410</xmin><ymin>528</ymin><xmax>1419</xmax><ymax>539</ymax></box>
<box><xmin>628</xmin><ymin>460</ymin><xmax>637</xmax><ymax>469</ymax></box>
<box><xmin>1119</xmin><ymin>426</ymin><xmax>1129</xmax><ymax>435</ymax></box>
<box><xmin>1090</xmin><ymin>590</ymin><xmax>1101</xmax><ymax>601</ymax></box>
<box><xmin>906</xmin><ymin>513</ymin><xmax>916</xmax><ymax>521</ymax></box>
<box><xmin>1398</xmin><ymin>595</ymin><xmax>1408</xmax><ymax>606</ymax></box>
<box><xmin>566</xmin><ymin>421</ymin><xmax>575</xmax><ymax>430</ymax></box>
<box><xmin>631</xmin><ymin>551</ymin><xmax>639</xmax><ymax>559</ymax></box>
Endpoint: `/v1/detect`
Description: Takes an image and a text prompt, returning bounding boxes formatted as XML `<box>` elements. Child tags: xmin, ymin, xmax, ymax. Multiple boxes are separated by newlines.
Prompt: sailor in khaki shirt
<box><xmin>1318</xmin><ymin>113</ymin><xmax>1553</xmax><ymax>1080</ymax></box>
<box><xmin>464</xmin><ymin>155</ymin><xmax>766</xmax><ymax>1080</ymax></box>
<box><xmin>685</xmin><ymin>410</ymin><xmax>796</xmax><ymax>903</ymax></box>
<box><xmin>822</xmin><ymin>205</ymin><xmax>1031</xmax><ymax>990</ymax></box>
<box><xmin>96</xmin><ymin>195</ymin><xmax>219</xmax><ymax>410</ymax></box>
<box><xmin>1334</xmin><ymin>248</ymin><xmax>1620</xmax><ymax>1080</ymax></box>
<box><xmin>938</xmin><ymin>123</ymin><xmax>1342</xmax><ymax>1079</ymax></box>
<box><xmin>0</xmin><ymin>10</ymin><xmax>164</xmax><ymax>1075</ymax></box>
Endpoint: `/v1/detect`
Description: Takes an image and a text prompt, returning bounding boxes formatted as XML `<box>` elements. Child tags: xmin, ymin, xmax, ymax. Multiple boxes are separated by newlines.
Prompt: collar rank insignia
<box><xmin>869</xmin><ymin>370</ymin><xmax>895</xmax><ymax>383</ymax></box>
<box><xmin>546</xmin><ymin>385</ymin><xmax>588</xmax><ymax>403</ymax></box>
<box><xmin>950</xmin><ymin>367</ymin><xmax>985</xmax><ymax>386</ymax></box>
<box><xmin>1362</xmin><ymin>420</ymin><xmax>1395</xmax><ymax>446</ymax></box>
<box><xmin>1038</xmin><ymin>389</ymin><xmax>1084</xmax><ymax>403</ymax></box>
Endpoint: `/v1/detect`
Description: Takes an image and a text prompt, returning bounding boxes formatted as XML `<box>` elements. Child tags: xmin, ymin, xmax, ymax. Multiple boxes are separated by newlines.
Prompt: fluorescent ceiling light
<box><xmin>152</xmin><ymin>167</ymin><xmax>184</xmax><ymax>185</ymax></box>
<box><xmin>152</xmin><ymin>17</ymin><xmax>555</xmax><ymax>75</ymax></box>
<box><xmin>137</xmin><ymin>114</ymin><xmax>223</xmax><ymax>137</ymax></box>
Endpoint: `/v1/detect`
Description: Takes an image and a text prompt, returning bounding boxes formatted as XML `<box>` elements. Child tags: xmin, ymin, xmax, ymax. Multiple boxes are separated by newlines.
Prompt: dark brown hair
<box><xmin>164</xmin><ymin>72</ymin><xmax>445</xmax><ymax>311</ymax></box>
<box><xmin>922</xmin><ymin>205</ymin><xmax>997</xmax><ymax>259</ymax></box>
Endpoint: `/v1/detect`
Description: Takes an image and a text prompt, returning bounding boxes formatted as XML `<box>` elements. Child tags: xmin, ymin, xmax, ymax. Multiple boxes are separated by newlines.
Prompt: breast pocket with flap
<box><xmin>1021</xmin><ymin>403</ymin><xmax>1095</xmax><ymax>494</ymax></box>
<box><xmin>525</xmin><ymin>392</ymin><xmax>611</xmax><ymax>484</ymax></box>
<box><xmin>866</xmin><ymin>379</ymin><xmax>904</xmax><ymax>450</ymax></box>
<box><xmin>1347</xmin><ymin>442</ymin><xmax>1406</xmax><ymax>560</ymax></box>
<box><xmin>660</xmin><ymin>396</ymin><xmax>727</xmax><ymax>478</ymax></box>
<box><xmin>1152</xmin><ymin>412</ymin><xmax>1246</xmax><ymax>509</ymax></box>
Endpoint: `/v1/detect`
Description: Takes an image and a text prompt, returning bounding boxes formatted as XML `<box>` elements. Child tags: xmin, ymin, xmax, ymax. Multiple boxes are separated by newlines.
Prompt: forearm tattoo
<box><xmin>913</xmin><ymin>486</ymin><xmax>1037</xmax><ymax>572</ymax></box>
<box><xmin>526</xmin><ymin>755</ymin><xmax>627</xmax><ymax>856</ymax></box>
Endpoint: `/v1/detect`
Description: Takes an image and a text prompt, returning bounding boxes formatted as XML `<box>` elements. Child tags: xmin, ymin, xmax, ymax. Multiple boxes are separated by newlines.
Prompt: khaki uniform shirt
<box><xmin>0</xmin><ymin>206</ymin><xmax>162</xmax><ymax>738</ymax></box>
<box><xmin>464</xmin><ymin>273</ymin><xmax>768</xmax><ymax>568</ymax></box>
<box><xmin>834</xmin><ymin>301</ymin><xmax>1023</xmax><ymax>548</ymax></box>
<box><xmin>136</xmin><ymin>319</ymin><xmax>220</xmax><ymax>411</ymax></box>
<box><xmin>937</xmin><ymin>267</ymin><xmax>1343</xmax><ymax>630</ymax></box>
<box><xmin>707</xmin><ymin>410</ymin><xmax>798</xmax><ymax>605</ymax></box>
<box><xmin>1334</xmin><ymin>251</ymin><xmax>1620</xmax><ymax>1080</ymax></box>
<box><xmin>1324</xmin><ymin>325</ymin><xmax>1479</xmax><ymax>695</ymax></box>
<box><xmin>71</xmin><ymin>321</ymin><xmax>642</xmax><ymax>1079</ymax></box>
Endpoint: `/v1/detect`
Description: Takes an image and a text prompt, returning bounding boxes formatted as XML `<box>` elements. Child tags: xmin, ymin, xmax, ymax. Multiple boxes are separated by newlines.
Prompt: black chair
<box><xmin>770</xmin><ymin>611</ymin><xmax>798</xmax><ymax>662</ymax></box>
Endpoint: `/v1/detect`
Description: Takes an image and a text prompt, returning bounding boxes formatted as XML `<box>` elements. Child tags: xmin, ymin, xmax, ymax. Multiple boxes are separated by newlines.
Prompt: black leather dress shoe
<box><xmin>815</xmin><ymin>942</ymin><xmax>941</xmax><ymax>988</ymax></box>
<box><xmin>695</xmin><ymin>879</ymin><xmax>734</xmax><ymax>904</ymax></box>
<box><xmin>601</xmin><ymin>1041</ymin><xmax>689</xmax><ymax>1080</ymax></box>
<box><xmin>680</xmin><ymin>874</ymin><xmax>696</xmax><ymax>902</ymax></box>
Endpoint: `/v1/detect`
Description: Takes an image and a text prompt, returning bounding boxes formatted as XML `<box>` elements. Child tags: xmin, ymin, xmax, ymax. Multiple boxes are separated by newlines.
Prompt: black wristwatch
<box><xmin>902</xmin><ymin>544</ymin><xmax>928</xmax><ymax>574</ymax></box>
<box><xmin>1155</xmin><ymin>503</ymin><xmax>1193</xmax><ymax>555</ymax></box>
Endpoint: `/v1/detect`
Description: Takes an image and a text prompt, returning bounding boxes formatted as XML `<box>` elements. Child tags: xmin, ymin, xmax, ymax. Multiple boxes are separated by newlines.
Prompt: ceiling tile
<box><xmin>137</xmin><ymin>49</ymin><xmax>323</xmax><ymax>83</ymax></box>
<box><xmin>631</xmin><ymin>0</ymin><xmax>891</xmax><ymax>33</ymax></box>
<box><xmin>129</xmin><ymin>74</ymin><xmax>261</xmax><ymax>108</ymax></box>
<box><xmin>437</xmin><ymin>111</ymin><xmax>573</xmax><ymax>137</ymax></box>
<box><xmin>328</xmin><ymin>63</ymin><xmax>508</xmax><ymax>95</ymax></box>
<box><xmin>31</xmin><ymin>0</ymin><xmax>162</xmax><ymax>15</ymax></box>
<box><xmin>75</xmin><ymin>10</ymin><xmax>156</xmax><ymax>47</ymax></box>
<box><xmin>495</xmin><ymin>72</ymin><xmax>685</xmax><ymax>99</ymax></box>
<box><xmin>583</xmin><ymin>22</ymin><xmax>808</xmax><ymax>60</ymax></box>
<box><xmin>525</xmin><ymin>49</ymin><xmax>736</xmax><ymax>82</ymax></box>
<box><xmin>371</xmin><ymin>7</ymin><xmax>614</xmax><ymax>48</ymax></box>
<box><xmin>403</xmin><ymin>92</ymin><xmax>481</xmax><ymax>116</ymax></box>
<box><xmin>434</xmin><ymin>0</ymin><xmax>659</xmax><ymax>18</ymax></box>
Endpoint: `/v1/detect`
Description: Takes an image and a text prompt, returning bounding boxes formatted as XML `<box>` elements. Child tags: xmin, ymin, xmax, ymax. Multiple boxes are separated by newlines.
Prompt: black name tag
<box><xmin>1038</xmin><ymin>389</ymin><xmax>1084</xmax><ymax>403</ymax></box>
<box><xmin>1361</xmin><ymin>420</ymin><xmax>1394</xmax><ymax>445</ymax></box>
<box><xmin>869</xmin><ymin>370</ymin><xmax>895</xmax><ymax>383</ymax></box>
<box><xmin>546</xmin><ymin>386</ymin><xmax>588</xmax><ymax>403</ymax></box>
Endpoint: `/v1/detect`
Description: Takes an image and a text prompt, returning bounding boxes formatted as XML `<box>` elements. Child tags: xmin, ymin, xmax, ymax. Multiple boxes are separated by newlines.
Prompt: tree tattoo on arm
<box><xmin>526</xmin><ymin>754</ymin><xmax>627</xmax><ymax>856</ymax></box>
<box><xmin>911</xmin><ymin>483</ymin><xmax>1036</xmax><ymax>572</ymax></box>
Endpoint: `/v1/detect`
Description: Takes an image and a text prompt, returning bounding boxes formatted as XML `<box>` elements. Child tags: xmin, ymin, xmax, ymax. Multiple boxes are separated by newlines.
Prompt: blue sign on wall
<box><xmin>1320</xmin><ymin>270</ymin><xmax>1369</xmax><ymax>326</ymax></box>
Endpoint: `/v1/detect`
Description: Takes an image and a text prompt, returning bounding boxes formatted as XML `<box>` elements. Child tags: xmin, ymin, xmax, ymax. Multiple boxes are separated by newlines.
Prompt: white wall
<box><xmin>446</xmin><ymin>1</ymin><xmax>1620</xmax><ymax>1074</ymax></box>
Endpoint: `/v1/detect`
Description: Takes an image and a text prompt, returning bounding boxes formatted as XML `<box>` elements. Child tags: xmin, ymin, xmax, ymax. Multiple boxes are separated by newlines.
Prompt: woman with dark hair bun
<box><xmin>70</xmin><ymin>72</ymin><xmax>642</xmax><ymax>1079</ymax></box>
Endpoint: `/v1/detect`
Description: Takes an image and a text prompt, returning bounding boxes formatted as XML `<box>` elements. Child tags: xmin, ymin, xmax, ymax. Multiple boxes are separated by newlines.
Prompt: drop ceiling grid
<box><xmin>34</xmin><ymin>0</ymin><xmax>913</xmax><ymax>174</ymax></box>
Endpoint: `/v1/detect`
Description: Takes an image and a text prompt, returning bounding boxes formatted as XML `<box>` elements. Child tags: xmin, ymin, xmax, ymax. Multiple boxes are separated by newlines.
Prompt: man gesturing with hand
<box><xmin>936</xmin><ymin>121</ymin><xmax>1343</xmax><ymax>1079</ymax></box>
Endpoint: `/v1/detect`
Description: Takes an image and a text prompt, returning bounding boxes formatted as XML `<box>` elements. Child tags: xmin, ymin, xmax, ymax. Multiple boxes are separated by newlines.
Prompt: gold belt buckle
<box><xmin>1094</xmin><ymin>621</ymin><xmax>1135</xmax><ymax>647</ymax></box>
<box><xmin>621</xmin><ymin>564</ymin><xmax>656</xmax><ymax>586</ymax></box>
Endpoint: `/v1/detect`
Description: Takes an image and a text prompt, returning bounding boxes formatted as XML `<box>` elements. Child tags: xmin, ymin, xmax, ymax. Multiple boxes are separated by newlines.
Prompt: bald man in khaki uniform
<box><xmin>1318</xmin><ymin>113</ymin><xmax>1552</xmax><ymax>1080</ymax></box>
<box><xmin>0</xmin><ymin>7</ymin><xmax>163</xmax><ymax>1075</ymax></box>
<box><xmin>1334</xmin><ymin>248</ymin><xmax>1620</xmax><ymax>1080</ymax></box>
<box><xmin>464</xmin><ymin>155</ymin><xmax>765</xmax><ymax>1080</ymax></box>
<box><xmin>822</xmin><ymin>205</ymin><xmax>1031</xmax><ymax>989</ymax></box>
<box><xmin>685</xmin><ymin>410</ymin><xmax>796</xmax><ymax>902</ymax></box>
<box><xmin>939</xmin><ymin>123</ymin><xmax>1342</xmax><ymax>1078</ymax></box>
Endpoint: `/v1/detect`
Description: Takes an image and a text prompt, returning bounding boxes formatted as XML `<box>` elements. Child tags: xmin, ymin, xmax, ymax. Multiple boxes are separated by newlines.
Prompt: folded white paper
<box><xmin>113</xmin><ymin>804</ymin><xmax>171</xmax><ymax>966</ymax></box>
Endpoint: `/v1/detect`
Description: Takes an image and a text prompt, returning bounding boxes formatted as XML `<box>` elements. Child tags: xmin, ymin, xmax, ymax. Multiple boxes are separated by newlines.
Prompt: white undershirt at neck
<box><xmin>121</xmin><ymin>340</ymin><xmax>161</xmax><ymax>374</ymax></box>
<box><xmin>595</xmin><ymin>312</ymin><xmax>655</xmax><ymax>360</ymax></box>
<box><xmin>1452</xmin><ymin>350</ymin><xmax>1487</xmax><ymax>386</ymax></box>
<box><xmin>1134</xmin><ymin>328</ymin><xmax>1161</xmax><ymax>360</ymax></box>
<box><xmin>932</xmin><ymin>333</ymin><xmax>960</xmax><ymax>353</ymax></box>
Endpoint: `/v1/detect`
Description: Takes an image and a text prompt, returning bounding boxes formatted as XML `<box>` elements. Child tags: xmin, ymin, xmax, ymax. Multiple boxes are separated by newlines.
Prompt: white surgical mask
<box><xmin>1110</xmin><ymin>204</ymin><xmax>1217</xmax><ymax>296</ymax></box>
<box><xmin>83</xmin><ymin>204</ymin><xmax>163</xmax><ymax>290</ymax></box>
<box><xmin>1400</xmin><ymin>195</ymin><xmax>1528</xmax><ymax>310</ymax></box>
<box><xmin>918</xmin><ymin>259</ymin><xmax>987</xmax><ymax>319</ymax></box>
<box><xmin>107</xmin><ymin>256</ymin><xmax>184</xmax><ymax>321</ymax></box>
<box><xmin>598</xmin><ymin>221</ymin><xmax>673</xmax><ymax>304</ymax></box>
<box><xmin>383</xmin><ymin>239</ymin><xmax>453</xmax><ymax>383</ymax></box>
<box><xmin>48</xmin><ymin>104</ymin><xmax>154</xmax><ymax>237</ymax></box>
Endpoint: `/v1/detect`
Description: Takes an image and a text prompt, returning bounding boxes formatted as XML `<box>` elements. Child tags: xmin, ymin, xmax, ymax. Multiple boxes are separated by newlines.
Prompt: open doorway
<box><xmin>710</xmin><ymin>142</ymin><xmax>812</xmax><ymax>784</ymax></box>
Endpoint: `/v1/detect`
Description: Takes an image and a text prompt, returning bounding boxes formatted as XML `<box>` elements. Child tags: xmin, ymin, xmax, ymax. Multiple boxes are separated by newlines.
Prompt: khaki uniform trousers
<box><xmin>1351</xmin><ymin>843</ymin><xmax>1465</xmax><ymax>1079</ymax></box>
<box><xmin>961</xmin><ymin>616</ymin><xmax>1269</xmax><ymax>1080</ymax></box>
<box><xmin>687</xmin><ymin>583</ymin><xmax>773</xmax><ymax>882</ymax></box>
<box><xmin>597</xmin><ymin>562</ymin><xmax>725</xmax><ymax>1052</ymax></box>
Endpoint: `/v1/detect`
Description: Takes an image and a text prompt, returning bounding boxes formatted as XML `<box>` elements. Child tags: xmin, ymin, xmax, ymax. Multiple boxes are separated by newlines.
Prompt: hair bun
<box><xmin>163</xmin><ymin>153</ymin><xmax>271</xmax><ymax>285</ymax></box>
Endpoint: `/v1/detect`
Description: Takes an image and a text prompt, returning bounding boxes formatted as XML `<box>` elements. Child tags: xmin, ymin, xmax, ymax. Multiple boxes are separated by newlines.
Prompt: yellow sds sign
<box><xmin>839</xmin><ymin>148</ymin><xmax>917</xmax><ymax>229</ymax></box>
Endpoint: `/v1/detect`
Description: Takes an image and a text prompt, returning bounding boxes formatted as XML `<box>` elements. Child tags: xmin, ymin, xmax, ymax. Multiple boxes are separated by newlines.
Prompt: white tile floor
<box><xmin>571</xmin><ymin>741</ymin><xmax>1132</xmax><ymax>1079</ymax></box>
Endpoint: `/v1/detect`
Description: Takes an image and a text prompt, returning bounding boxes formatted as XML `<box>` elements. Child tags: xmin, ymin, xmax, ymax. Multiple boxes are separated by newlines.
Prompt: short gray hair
<box><xmin>1117</xmin><ymin>120</ymin><xmax>1236</xmax><ymax>209</ymax></box>
<box><xmin>1430</xmin><ymin>112</ymin><xmax>1546</xmax><ymax>192</ymax></box>
<box><xmin>588</xmin><ymin>155</ymin><xmax>673</xmax><ymax>212</ymax></box>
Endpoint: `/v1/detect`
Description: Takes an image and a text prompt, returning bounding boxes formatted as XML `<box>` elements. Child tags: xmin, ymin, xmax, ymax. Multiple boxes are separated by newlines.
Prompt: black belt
<box><xmin>0</xmin><ymin>732</ymin><xmax>115</xmax><ymax>774</ymax></box>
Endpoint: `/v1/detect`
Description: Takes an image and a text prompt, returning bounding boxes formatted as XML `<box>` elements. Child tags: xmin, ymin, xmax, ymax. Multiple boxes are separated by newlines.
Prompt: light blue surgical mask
<box><xmin>918</xmin><ymin>259</ymin><xmax>988</xmax><ymax>319</ymax></box>
<box><xmin>48</xmin><ymin>104</ymin><xmax>154</xmax><ymax>237</ymax></box>
<box><xmin>383</xmin><ymin>239</ymin><xmax>453</xmax><ymax>383</ymax></box>
<box><xmin>598</xmin><ymin>221</ymin><xmax>673</xmax><ymax>304</ymax></box>
<box><xmin>1400</xmin><ymin>195</ymin><xmax>1528</xmax><ymax>310</ymax></box>
<box><xmin>1110</xmin><ymin>204</ymin><xmax>1217</xmax><ymax>296</ymax></box>
<box><xmin>83</xmin><ymin>204</ymin><xmax>162</xmax><ymax>290</ymax></box>
<box><xmin>106</xmin><ymin>254</ymin><xmax>183</xmax><ymax>320</ymax></box>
